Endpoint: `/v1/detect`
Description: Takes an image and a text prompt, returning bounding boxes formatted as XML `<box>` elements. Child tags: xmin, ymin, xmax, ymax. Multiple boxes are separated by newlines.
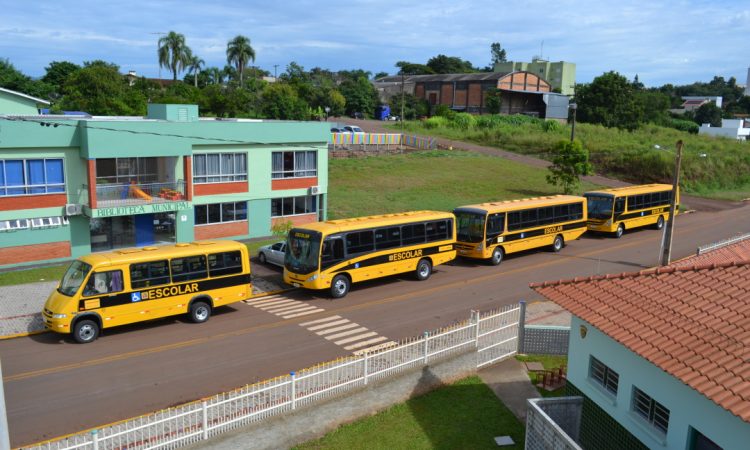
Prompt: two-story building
<box><xmin>0</xmin><ymin>103</ymin><xmax>329</xmax><ymax>268</ymax></box>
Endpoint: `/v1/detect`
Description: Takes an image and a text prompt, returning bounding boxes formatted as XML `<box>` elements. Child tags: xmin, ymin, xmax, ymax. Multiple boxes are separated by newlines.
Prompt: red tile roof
<box><xmin>531</xmin><ymin>261</ymin><xmax>750</xmax><ymax>422</ymax></box>
<box><xmin>672</xmin><ymin>234</ymin><xmax>750</xmax><ymax>267</ymax></box>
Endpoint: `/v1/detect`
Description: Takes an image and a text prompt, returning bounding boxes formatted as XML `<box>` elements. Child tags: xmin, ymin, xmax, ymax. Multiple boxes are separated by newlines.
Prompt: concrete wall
<box><xmin>189</xmin><ymin>349</ymin><xmax>478</xmax><ymax>450</ymax></box>
<box><xmin>0</xmin><ymin>90</ymin><xmax>40</xmax><ymax>114</ymax></box>
<box><xmin>568</xmin><ymin>316</ymin><xmax>750</xmax><ymax>449</ymax></box>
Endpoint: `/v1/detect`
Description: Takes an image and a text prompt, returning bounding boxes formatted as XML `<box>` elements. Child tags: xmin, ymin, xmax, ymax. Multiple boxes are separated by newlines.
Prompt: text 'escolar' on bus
<box><xmin>283</xmin><ymin>211</ymin><xmax>457</xmax><ymax>298</ymax></box>
<box><xmin>453</xmin><ymin>195</ymin><xmax>587</xmax><ymax>265</ymax></box>
<box><xmin>584</xmin><ymin>184</ymin><xmax>679</xmax><ymax>238</ymax></box>
<box><xmin>43</xmin><ymin>240</ymin><xmax>252</xmax><ymax>343</ymax></box>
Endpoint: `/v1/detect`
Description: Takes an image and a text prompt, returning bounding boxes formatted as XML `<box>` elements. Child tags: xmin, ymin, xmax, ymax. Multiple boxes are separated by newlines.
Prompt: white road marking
<box><xmin>323</xmin><ymin>327</ymin><xmax>369</xmax><ymax>340</ymax></box>
<box><xmin>315</xmin><ymin>323</ymin><xmax>361</xmax><ymax>335</ymax></box>
<box><xmin>307</xmin><ymin>319</ymin><xmax>350</xmax><ymax>331</ymax></box>
<box><xmin>353</xmin><ymin>341</ymin><xmax>399</xmax><ymax>355</ymax></box>
<box><xmin>334</xmin><ymin>331</ymin><xmax>378</xmax><ymax>345</ymax></box>
<box><xmin>300</xmin><ymin>316</ymin><xmax>342</xmax><ymax>327</ymax></box>
<box><xmin>344</xmin><ymin>336</ymin><xmax>388</xmax><ymax>350</ymax></box>
<box><xmin>281</xmin><ymin>308</ymin><xmax>325</xmax><ymax>318</ymax></box>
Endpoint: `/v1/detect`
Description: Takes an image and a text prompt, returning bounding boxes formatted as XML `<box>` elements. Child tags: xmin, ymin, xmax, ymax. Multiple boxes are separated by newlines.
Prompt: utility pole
<box><xmin>273</xmin><ymin>64</ymin><xmax>279</xmax><ymax>79</ymax></box>
<box><xmin>660</xmin><ymin>140</ymin><xmax>683</xmax><ymax>266</ymax></box>
<box><xmin>569</xmin><ymin>102</ymin><xmax>577</xmax><ymax>142</ymax></box>
<box><xmin>400</xmin><ymin>73</ymin><xmax>406</xmax><ymax>131</ymax></box>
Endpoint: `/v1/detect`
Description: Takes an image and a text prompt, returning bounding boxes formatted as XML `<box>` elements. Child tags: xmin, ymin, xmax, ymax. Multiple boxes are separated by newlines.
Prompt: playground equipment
<box><xmin>129</xmin><ymin>182</ymin><xmax>152</xmax><ymax>201</ymax></box>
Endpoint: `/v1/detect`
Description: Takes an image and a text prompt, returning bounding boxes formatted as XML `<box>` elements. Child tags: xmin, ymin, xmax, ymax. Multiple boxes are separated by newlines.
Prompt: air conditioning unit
<box><xmin>309</xmin><ymin>186</ymin><xmax>320</xmax><ymax>195</ymax></box>
<box><xmin>65</xmin><ymin>204</ymin><xmax>83</xmax><ymax>216</ymax></box>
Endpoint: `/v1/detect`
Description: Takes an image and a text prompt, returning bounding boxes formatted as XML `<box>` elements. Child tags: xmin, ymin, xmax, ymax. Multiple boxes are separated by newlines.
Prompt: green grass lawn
<box><xmin>294</xmin><ymin>376</ymin><xmax>525</xmax><ymax>450</ymax></box>
<box><xmin>516</xmin><ymin>354</ymin><xmax>568</xmax><ymax>398</ymax></box>
<box><xmin>0</xmin><ymin>264</ymin><xmax>68</xmax><ymax>287</ymax></box>
<box><xmin>328</xmin><ymin>149</ymin><xmax>602</xmax><ymax>219</ymax></box>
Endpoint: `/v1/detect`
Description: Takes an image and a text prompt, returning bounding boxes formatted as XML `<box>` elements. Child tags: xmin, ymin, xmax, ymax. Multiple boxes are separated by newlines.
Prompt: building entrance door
<box><xmin>135</xmin><ymin>214</ymin><xmax>155</xmax><ymax>246</ymax></box>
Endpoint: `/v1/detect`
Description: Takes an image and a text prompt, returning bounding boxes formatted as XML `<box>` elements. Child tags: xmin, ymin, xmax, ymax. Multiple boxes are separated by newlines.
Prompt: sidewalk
<box><xmin>0</xmin><ymin>275</ymin><xmax>289</xmax><ymax>339</ymax></box>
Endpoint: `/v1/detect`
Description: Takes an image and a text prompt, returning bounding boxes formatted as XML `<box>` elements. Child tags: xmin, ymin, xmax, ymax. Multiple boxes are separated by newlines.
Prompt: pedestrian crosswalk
<box><xmin>243</xmin><ymin>294</ymin><xmax>325</xmax><ymax>319</ymax></box>
<box><xmin>299</xmin><ymin>315</ymin><xmax>397</xmax><ymax>353</ymax></box>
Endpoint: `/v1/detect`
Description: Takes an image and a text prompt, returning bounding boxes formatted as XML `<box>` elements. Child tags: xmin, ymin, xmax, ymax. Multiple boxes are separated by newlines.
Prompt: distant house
<box><xmin>373</xmin><ymin>72</ymin><xmax>570</xmax><ymax>120</ymax></box>
<box><xmin>682</xmin><ymin>96</ymin><xmax>723</xmax><ymax>110</ymax></box>
<box><xmin>530</xmin><ymin>237</ymin><xmax>750</xmax><ymax>450</ymax></box>
<box><xmin>0</xmin><ymin>87</ymin><xmax>50</xmax><ymax>115</ymax></box>
<box><xmin>699</xmin><ymin>118</ymin><xmax>750</xmax><ymax>140</ymax></box>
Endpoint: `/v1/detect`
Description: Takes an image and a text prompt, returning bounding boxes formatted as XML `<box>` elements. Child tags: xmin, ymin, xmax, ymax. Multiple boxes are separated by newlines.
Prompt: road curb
<box><xmin>0</xmin><ymin>329</ymin><xmax>46</xmax><ymax>340</ymax></box>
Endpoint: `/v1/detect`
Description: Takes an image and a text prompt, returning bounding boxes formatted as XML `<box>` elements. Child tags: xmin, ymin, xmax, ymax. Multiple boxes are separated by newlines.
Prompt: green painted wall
<box><xmin>0</xmin><ymin>90</ymin><xmax>41</xmax><ymax>115</ymax></box>
<box><xmin>174</xmin><ymin>207</ymin><xmax>195</xmax><ymax>242</ymax></box>
<box><xmin>248</xmin><ymin>198</ymin><xmax>272</xmax><ymax>238</ymax></box>
<box><xmin>0</xmin><ymin>224</ymin><xmax>70</xmax><ymax>247</ymax></box>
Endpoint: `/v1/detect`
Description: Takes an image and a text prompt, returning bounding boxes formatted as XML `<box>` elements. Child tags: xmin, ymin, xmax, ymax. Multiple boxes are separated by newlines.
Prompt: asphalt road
<box><xmin>2</xmin><ymin>203</ymin><xmax>750</xmax><ymax>447</ymax></box>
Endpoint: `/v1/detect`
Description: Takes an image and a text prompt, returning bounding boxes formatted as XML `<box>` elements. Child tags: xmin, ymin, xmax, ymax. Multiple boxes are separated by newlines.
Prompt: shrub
<box><xmin>475</xmin><ymin>115</ymin><xmax>505</xmax><ymax>129</ymax></box>
<box><xmin>423</xmin><ymin>116</ymin><xmax>449</xmax><ymax>129</ymax></box>
<box><xmin>664</xmin><ymin>118</ymin><xmax>699</xmax><ymax>134</ymax></box>
<box><xmin>542</xmin><ymin>120</ymin><xmax>562</xmax><ymax>132</ymax></box>
<box><xmin>434</xmin><ymin>104</ymin><xmax>456</xmax><ymax>120</ymax></box>
<box><xmin>450</xmin><ymin>112</ymin><xmax>476</xmax><ymax>130</ymax></box>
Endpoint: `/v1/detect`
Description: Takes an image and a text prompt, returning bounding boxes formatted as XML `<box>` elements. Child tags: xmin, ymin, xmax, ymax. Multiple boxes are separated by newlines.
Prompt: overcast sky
<box><xmin>2</xmin><ymin>0</ymin><xmax>748</xmax><ymax>87</ymax></box>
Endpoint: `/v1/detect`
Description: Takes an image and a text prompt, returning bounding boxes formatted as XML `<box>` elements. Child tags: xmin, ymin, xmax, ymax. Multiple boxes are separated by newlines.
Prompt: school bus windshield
<box><xmin>285</xmin><ymin>229</ymin><xmax>321</xmax><ymax>274</ymax></box>
<box><xmin>585</xmin><ymin>195</ymin><xmax>614</xmax><ymax>220</ymax></box>
<box><xmin>58</xmin><ymin>260</ymin><xmax>92</xmax><ymax>296</ymax></box>
<box><xmin>455</xmin><ymin>211</ymin><xmax>486</xmax><ymax>243</ymax></box>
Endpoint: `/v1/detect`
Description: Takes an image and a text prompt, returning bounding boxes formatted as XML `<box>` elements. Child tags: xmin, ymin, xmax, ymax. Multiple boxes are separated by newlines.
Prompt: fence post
<box><xmin>363</xmin><ymin>351</ymin><xmax>369</xmax><ymax>385</ymax></box>
<box><xmin>290</xmin><ymin>372</ymin><xmax>296</xmax><ymax>410</ymax></box>
<box><xmin>91</xmin><ymin>429</ymin><xmax>99</xmax><ymax>450</ymax></box>
<box><xmin>517</xmin><ymin>301</ymin><xmax>527</xmax><ymax>354</ymax></box>
<box><xmin>202</xmin><ymin>400</ymin><xmax>209</xmax><ymax>440</ymax></box>
<box><xmin>423</xmin><ymin>331</ymin><xmax>429</xmax><ymax>364</ymax></box>
<box><xmin>474</xmin><ymin>310</ymin><xmax>481</xmax><ymax>349</ymax></box>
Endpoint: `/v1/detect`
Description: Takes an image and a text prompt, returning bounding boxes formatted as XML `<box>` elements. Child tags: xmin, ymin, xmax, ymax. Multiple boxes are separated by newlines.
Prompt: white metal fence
<box><xmin>22</xmin><ymin>304</ymin><xmax>520</xmax><ymax>450</ymax></box>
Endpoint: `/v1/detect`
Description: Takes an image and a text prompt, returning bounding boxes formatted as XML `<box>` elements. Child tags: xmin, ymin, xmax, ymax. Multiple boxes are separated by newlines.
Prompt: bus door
<box><xmin>321</xmin><ymin>236</ymin><xmax>345</xmax><ymax>273</ymax></box>
<box><xmin>614</xmin><ymin>197</ymin><xmax>625</xmax><ymax>224</ymax></box>
<box><xmin>486</xmin><ymin>213</ymin><xmax>505</xmax><ymax>250</ymax></box>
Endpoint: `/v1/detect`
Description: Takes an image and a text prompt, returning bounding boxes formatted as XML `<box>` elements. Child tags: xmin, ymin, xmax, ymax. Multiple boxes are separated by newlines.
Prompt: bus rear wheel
<box><xmin>614</xmin><ymin>223</ymin><xmax>625</xmax><ymax>239</ymax></box>
<box><xmin>552</xmin><ymin>235</ymin><xmax>564</xmax><ymax>252</ymax></box>
<box><xmin>489</xmin><ymin>247</ymin><xmax>504</xmax><ymax>266</ymax></box>
<box><xmin>330</xmin><ymin>274</ymin><xmax>350</xmax><ymax>298</ymax></box>
<box><xmin>73</xmin><ymin>319</ymin><xmax>99</xmax><ymax>344</ymax></box>
<box><xmin>190</xmin><ymin>301</ymin><xmax>211</xmax><ymax>323</ymax></box>
<box><xmin>415</xmin><ymin>259</ymin><xmax>432</xmax><ymax>281</ymax></box>
<box><xmin>655</xmin><ymin>215</ymin><xmax>665</xmax><ymax>230</ymax></box>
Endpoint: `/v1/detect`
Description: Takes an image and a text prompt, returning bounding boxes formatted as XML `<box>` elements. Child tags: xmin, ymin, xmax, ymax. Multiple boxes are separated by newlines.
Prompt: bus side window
<box><xmin>322</xmin><ymin>238</ymin><xmax>344</xmax><ymax>266</ymax></box>
<box><xmin>615</xmin><ymin>197</ymin><xmax>625</xmax><ymax>215</ymax></box>
<box><xmin>486</xmin><ymin>213</ymin><xmax>505</xmax><ymax>237</ymax></box>
<box><xmin>83</xmin><ymin>270</ymin><xmax>124</xmax><ymax>297</ymax></box>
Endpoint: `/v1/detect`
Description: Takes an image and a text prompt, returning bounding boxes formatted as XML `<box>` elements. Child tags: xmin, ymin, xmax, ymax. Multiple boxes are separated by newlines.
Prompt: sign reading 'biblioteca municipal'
<box><xmin>90</xmin><ymin>201</ymin><xmax>191</xmax><ymax>218</ymax></box>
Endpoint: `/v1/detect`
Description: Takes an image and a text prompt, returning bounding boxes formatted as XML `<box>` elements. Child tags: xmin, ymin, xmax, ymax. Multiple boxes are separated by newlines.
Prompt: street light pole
<box><xmin>660</xmin><ymin>140</ymin><xmax>683</xmax><ymax>266</ymax></box>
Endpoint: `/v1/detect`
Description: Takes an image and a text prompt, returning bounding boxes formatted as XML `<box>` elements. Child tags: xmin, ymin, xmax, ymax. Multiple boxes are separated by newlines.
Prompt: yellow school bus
<box><xmin>453</xmin><ymin>195</ymin><xmax>587</xmax><ymax>265</ymax></box>
<box><xmin>584</xmin><ymin>184</ymin><xmax>678</xmax><ymax>238</ymax></box>
<box><xmin>43</xmin><ymin>240</ymin><xmax>251</xmax><ymax>343</ymax></box>
<box><xmin>283</xmin><ymin>211</ymin><xmax>456</xmax><ymax>298</ymax></box>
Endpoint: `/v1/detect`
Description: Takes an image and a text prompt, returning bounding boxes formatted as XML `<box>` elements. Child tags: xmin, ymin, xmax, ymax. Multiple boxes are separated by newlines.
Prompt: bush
<box><xmin>450</xmin><ymin>112</ymin><xmax>476</xmax><ymax>130</ymax></box>
<box><xmin>663</xmin><ymin>118</ymin><xmax>699</xmax><ymax>134</ymax></box>
<box><xmin>542</xmin><ymin>120</ymin><xmax>562</xmax><ymax>133</ymax></box>
<box><xmin>433</xmin><ymin>104</ymin><xmax>456</xmax><ymax>120</ymax></box>
<box><xmin>423</xmin><ymin>116</ymin><xmax>449</xmax><ymax>129</ymax></box>
<box><xmin>475</xmin><ymin>115</ymin><xmax>505</xmax><ymax>129</ymax></box>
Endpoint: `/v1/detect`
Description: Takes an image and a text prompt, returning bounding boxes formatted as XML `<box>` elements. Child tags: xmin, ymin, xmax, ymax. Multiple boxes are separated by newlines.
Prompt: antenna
<box><xmin>540</xmin><ymin>40</ymin><xmax>544</xmax><ymax>60</ymax></box>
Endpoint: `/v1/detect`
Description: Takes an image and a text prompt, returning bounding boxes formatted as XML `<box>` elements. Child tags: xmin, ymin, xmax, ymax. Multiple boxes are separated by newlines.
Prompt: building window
<box><xmin>272</xmin><ymin>151</ymin><xmax>317</xmax><ymax>179</ymax></box>
<box><xmin>0</xmin><ymin>219</ymin><xmax>29</xmax><ymax>231</ymax></box>
<box><xmin>194</xmin><ymin>201</ymin><xmax>247</xmax><ymax>225</ymax></box>
<box><xmin>0</xmin><ymin>159</ymin><xmax>65</xmax><ymax>196</ymax></box>
<box><xmin>193</xmin><ymin>153</ymin><xmax>247</xmax><ymax>183</ymax></box>
<box><xmin>589</xmin><ymin>356</ymin><xmax>619</xmax><ymax>395</ymax></box>
<box><xmin>271</xmin><ymin>195</ymin><xmax>317</xmax><ymax>217</ymax></box>
<box><xmin>96</xmin><ymin>157</ymin><xmax>157</xmax><ymax>184</ymax></box>
<box><xmin>632</xmin><ymin>387</ymin><xmax>670</xmax><ymax>434</ymax></box>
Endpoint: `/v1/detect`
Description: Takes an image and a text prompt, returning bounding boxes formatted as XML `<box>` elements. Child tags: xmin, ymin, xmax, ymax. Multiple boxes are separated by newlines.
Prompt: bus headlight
<box><xmin>52</xmin><ymin>313</ymin><xmax>67</xmax><ymax>319</ymax></box>
<box><xmin>306</xmin><ymin>274</ymin><xmax>318</xmax><ymax>282</ymax></box>
<box><xmin>605</xmin><ymin>220</ymin><xmax>612</xmax><ymax>226</ymax></box>
<box><xmin>477</xmin><ymin>242</ymin><xmax>484</xmax><ymax>251</ymax></box>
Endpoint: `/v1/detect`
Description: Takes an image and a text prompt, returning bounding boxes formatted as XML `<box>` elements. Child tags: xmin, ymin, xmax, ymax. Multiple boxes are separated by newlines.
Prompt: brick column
<box><xmin>87</xmin><ymin>159</ymin><xmax>97</xmax><ymax>209</ymax></box>
<box><xmin>184</xmin><ymin>156</ymin><xmax>192</xmax><ymax>201</ymax></box>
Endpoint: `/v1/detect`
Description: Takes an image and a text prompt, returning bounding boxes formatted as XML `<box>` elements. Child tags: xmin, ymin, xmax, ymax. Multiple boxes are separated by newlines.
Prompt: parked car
<box><xmin>330</xmin><ymin>127</ymin><xmax>342</xmax><ymax>133</ymax></box>
<box><xmin>258</xmin><ymin>242</ymin><xmax>286</xmax><ymax>267</ymax></box>
<box><xmin>343</xmin><ymin>125</ymin><xmax>365</xmax><ymax>134</ymax></box>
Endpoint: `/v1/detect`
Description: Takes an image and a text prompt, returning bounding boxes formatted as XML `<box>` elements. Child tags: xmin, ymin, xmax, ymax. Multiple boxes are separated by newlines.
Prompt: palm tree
<box><xmin>186</xmin><ymin>54</ymin><xmax>205</xmax><ymax>87</ymax></box>
<box><xmin>206</xmin><ymin>67</ymin><xmax>224</xmax><ymax>85</ymax></box>
<box><xmin>158</xmin><ymin>31</ymin><xmax>191</xmax><ymax>81</ymax></box>
<box><xmin>226</xmin><ymin>35</ymin><xmax>256</xmax><ymax>87</ymax></box>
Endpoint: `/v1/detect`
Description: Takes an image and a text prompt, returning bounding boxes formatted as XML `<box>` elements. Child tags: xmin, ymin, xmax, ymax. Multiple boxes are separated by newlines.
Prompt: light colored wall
<box><xmin>0</xmin><ymin>91</ymin><xmax>40</xmax><ymax>114</ymax></box>
<box><xmin>569</xmin><ymin>316</ymin><xmax>750</xmax><ymax>449</ymax></box>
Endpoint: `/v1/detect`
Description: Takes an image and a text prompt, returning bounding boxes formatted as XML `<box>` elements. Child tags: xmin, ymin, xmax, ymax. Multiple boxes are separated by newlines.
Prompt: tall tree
<box><xmin>59</xmin><ymin>62</ymin><xmax>145</xmax><ymax>115</ymax></box>
<box><xmin>205</xmin><ymin>66</ymin><xmax>225</xmax><ymax>85</ymax></box>
<box><xmin>693</xmin><ymin>102</ymin><xmax>722</xmax><ymax>127</ymax></box>
<box><xmin>42</xmin><ymin>61</ymin><xmax>81</xmax><ymax>96</ymax></box>
<box><xmin>576</xmin><ymin>71</ymin><xmax>644</xmax><ymax>131</ymax></box>
<box><xmin>426</xmin><ymin>54</ymin><xmax>477</xmax><ymax>74</ymax></box>
<box><xmin>186</xmin><ymin>54</ymin><xmax>205</xmax><ymax>87</ymax></box>
<box><xmin>226</xmin><ymin>35</ymin><xmax>256</xmax><ymax>87</ymax></box>
<box><xmin>0</xmin><ymin>58</ymin><xmax>52</xmax><ymax>98</ymax></box>
<box><xmin>490</xmin><ymin>42</ymin><xmax>507</xmax><ymax>65</ymax></box>
<box><xmin>158</xmin><ymin>31</ymin><xmax>191</xmax><ymax>81</ymax></box>
<box><xmin>396</xmin><ymin>61</ymin><xmax>434</xmax><ymax>75</ymax></box>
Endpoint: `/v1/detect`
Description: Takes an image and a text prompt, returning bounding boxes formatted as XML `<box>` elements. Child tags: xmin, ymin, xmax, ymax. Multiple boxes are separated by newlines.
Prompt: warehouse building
<box><xmin>0</xmin><ymin>100</ymin><xmax>329</xmax><ymax>268</ymax></box>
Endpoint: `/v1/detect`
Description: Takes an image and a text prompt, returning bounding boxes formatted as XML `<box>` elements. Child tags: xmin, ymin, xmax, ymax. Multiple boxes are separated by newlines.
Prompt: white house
<box><xmin>699</xmin><ymin>118</ymin><xmax>750</xmax><ymax>140</ymax></box>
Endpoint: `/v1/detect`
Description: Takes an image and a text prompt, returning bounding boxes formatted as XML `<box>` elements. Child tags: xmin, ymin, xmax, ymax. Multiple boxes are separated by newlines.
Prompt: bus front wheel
<box><xmin>552</xmin><ymin>235</ymin><xmax>564</xmax><ymax>252</ymax></box>
<box><xmin>190</xmin><ymin>301</ymin><xmax>211</xmax><ymax>323</ymax></box>
<box><xmin>330</xmin><ymin>274</ymin><xmax>350</xmax><ymax>298</ymax></box>
<box><xmin>73</xmin><ymin>319</ymin><xmax>99</xmax><ymax>344</ymax></box>
<box><xmin>490</xmin><ymin>247</ymin><xmax>504</xmax><ymax>266</ymax></box>
<box><xmin>615</xmin><ymin>223</ymin><xmax>625</xmax><ymax>239</ymax></box>
<box><xmin>655</xmin><ymin>215</ymin><xmax>665</xmax><ymax>230</ymax></box>
<box><xmin>415</xmin><ymin>259</ymin><xmax>432</xmax><ymax>281</ymax></box>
